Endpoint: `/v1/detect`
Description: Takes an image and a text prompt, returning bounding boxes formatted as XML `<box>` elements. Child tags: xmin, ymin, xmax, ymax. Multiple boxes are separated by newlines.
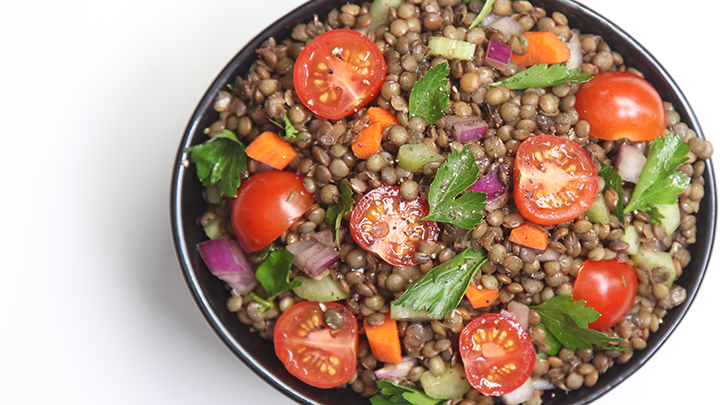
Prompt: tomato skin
<box><xmin>293</xmin><ymin>29</ymin><xmax>386</xmax><ymax>120</ymax></box>
<box><xmin>349</xmin><ymin>185</ymin><xmax>439</xmax><ymax>267</ymax></box>
<box><xmin>274</xmin><ymin>301</ymin><xmax>358</xmax><ymax>389</ymax></box>
<box><xmin>459</xmin><ymin>313</ymin><xmax>536</xmax><ymax>396</ymax></box>
<box><xmin>231</xmin><ymin>170</ymin><xmax>314</xmax><ymax>253</ymax></box>
<box><xmin>574</xmin><ymin>71</ymin><xmax>666</xmax><ymax>142</ymax></box>
<box><xmin>572</xmin><ymin>259</ymin><xmax>638</xmax><ymax>330</ymax></box>
<box><xmin>513</xmin><ymin>135</ymin><xmax>598</xmax><ymax>225</ymax></box>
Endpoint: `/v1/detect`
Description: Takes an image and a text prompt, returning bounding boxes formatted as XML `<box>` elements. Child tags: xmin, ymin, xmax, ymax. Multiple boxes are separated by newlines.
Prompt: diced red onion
<box><xmin>312</xmin><ymin>228</ymin><xmax>347</xmax><ymax>248</ymax></box>
<box><xmin>615</xmin><ymin>144</ymin><xmax>647</xmax><ymax>183</ymax></box>
<box><xmin>532</xmin><ymin>378</ymin><xmax>555</xmax><ymax>390</ymax></box>
<box><xmin>374</xmin><ymin>356</ymin><xmax>417</xmax><ymax>380</ymax></box>
<box><xmin>501</xmin><ymin>376</ymin><xmax>535</xmax><ymax>405</ymax></box>
<box><xmin>446</xmin><ymin>115</ymin><xmax>488</xmax><ymax>142</ymax></box>
<box><xmin>197</xmin><ymin>237</ymin><xmax>258</xmax><ymax>295</ymax></box>
<box><xmin>286</xmin><ymin>239</ymin><xmax>340</xmax><ymax>279</ymax></box>
<box><xmin>506</xmin><ymin>301</ymin><xmax>530</xmax><ymax>331</ymax></box>
<box><xmin>251</xmin><ymin>109</ymin><xmax>271</xmax><ymax>125</ymax></box>
<box><xmin>566</xmin><ymin>31</ymin><xmax>582</xmax><ymax>69</ymax></box>
<box><xmin>486</xmin><ymin>16</ymin><xmax>524</xmax><ymax>41</ymax></box>
<box><xmin>535</xmin><ymin>247</ymin><xmax>561</xmax><ymax>262</ymax></box>
<box><xmin>485</xmin><ymin>39</ymin><xmax>513</xmax><ymax>70</ymax></box>
<box><xmin>468</xmin><ymin>169</ymin><xmax>507</xmax><ymax>210</ymax></box>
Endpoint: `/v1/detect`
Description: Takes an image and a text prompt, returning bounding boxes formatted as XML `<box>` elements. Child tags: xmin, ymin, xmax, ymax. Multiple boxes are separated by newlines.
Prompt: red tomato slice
<box><xmin>572</xmin><ymin>259</ymin><xmax>638</xmax><ymax>330</ymax></box>
<box><xmin>293</xmin><ymin>29</ymin><xmax>386</xmax><ymax>120</ymax></box>
<box><xmin>349</xmin><ymin>185</ymin><xmax>439</xmax><ymax>267</ymax></box>
<box><xmin>274</xmin><ymin>301</ymin><xmax>358</xmax><ymax>388</ymax></box>
<box><xmin>513</xmin><ymin>135</ymin><xmax>598</xmax><ymax>225</ymax></box>
<box><xmin>231</xmin><ymin>170</ymin><xmax>314</xmax><ymax>252</ymax></box>
<box><xmin>574</xmin><ymin>71</ymin><xmax>666</xmax><ymax>142</ymax></box>
<box><xmin>459</xmin><ymin>313</ymin><xmax>536</xmax><ymax>396</ymax></box>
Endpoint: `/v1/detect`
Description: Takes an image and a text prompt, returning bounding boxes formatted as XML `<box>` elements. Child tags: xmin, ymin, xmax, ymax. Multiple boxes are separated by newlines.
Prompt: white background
<box><xmin>1</xmin><ymin>0</ymin><xmax>716</xmax><ymax>404</ymax></box>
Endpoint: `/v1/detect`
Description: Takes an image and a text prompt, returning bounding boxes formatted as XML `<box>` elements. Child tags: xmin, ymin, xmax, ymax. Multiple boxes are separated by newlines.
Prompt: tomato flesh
<box><xmin>459</xmin><ymin>313</ymin><xmax>536</xmax><ymax>396</ymax></box>
<box><xmin>572</xmin><ymin>259</ymin><xmax>638</xmax><ymax>330</ymax></box>
<box><xmin>514</xmin><ymin>135</ymin><xmax>598</xmax><ymax>225</ymax></box>
<box><xmin>349</xmin><ymin>185</ymin><xmax>439</xmax><ymax>267</ymax></box>
<box><xmin>231</xmin><ymin>170</ymin><xmax>314</xmax><ymax>252</ymax></box>
<box><xmin>293</xmin><ymin>29</ymin><xmax>386</xmax><ymax>120</ymax></box>
<box><xmin>274</xmin><ymin>301</ymin><xmax>358</xmax><ymax>389</ymax></box>
<box><xmin>574</xmin><ymin>71</ymin><xmax>666</xmax><ymax>142</ymax></box>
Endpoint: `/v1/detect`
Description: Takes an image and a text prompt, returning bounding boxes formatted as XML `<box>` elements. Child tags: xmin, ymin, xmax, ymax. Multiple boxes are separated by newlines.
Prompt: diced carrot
<box><xmin>510</xmin><ymin>31</ymin><xmax>570</xmax><ymax>67</ymax></box>
<box><xmin>351</xmin><ymin>122</ymin><xmax>383</xmax><ymax>160</ymax></box>
<box><xmin>245</xmin><ymin>131</ymin><xmax>297</xmax><ymax>170</ymax></box>
<box><xmin>364</xmin><ymin>314</ymin><xmax>402</xmax><ymax>364</ymax></box>
<box><xmin>508</xmin><ymin>223</ymin><xmax>549</xmax><ymax>250</ymax></box>
<box><xmin>367</xmin><ymin>107</ymin><xmax>399</xmax><ymax>128</ymax></box>
<box><xmin>465</xmin><ymin>284</ymin><xmax>499</xmax><ymax>309</ymax></box>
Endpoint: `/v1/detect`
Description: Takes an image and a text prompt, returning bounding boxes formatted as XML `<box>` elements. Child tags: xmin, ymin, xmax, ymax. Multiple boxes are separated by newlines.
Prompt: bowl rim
<box><xmin>171</xmin><ymin>1</ymin><xmax>716</xmax><ymax>404</ymax></box>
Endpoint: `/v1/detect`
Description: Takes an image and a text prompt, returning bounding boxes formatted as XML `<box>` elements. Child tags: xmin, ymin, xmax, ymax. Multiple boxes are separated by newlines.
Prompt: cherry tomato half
<box><xmin>459</xmin><ymin>313</ymin><xmax>536</xmax><ymax>396</ymax></box>
<box><xmin>513</xmin><ymin>135</ymin><xmax>598</xmax><ymax>225</ymax></box>
<box><xmin>293</xmin><ymin>29</ymin><xmax>386</xmax><ymax>120</ymax></box>
<box><xmin>274</xmin><ymin>301</ymin><xmax>358</xmax><ymax>388</ymax></box>
<box><xmin>574</xmin><ymin>71</ymin><xmax>666</xmax><ymax>142</ymax></box>
<box><xmin>349</xmin><ymin>185</ymin><xmax>439</xmax><ymax>267</ymax></box>
<box><xmin>572</xmin><ymin>259</ymin><xmax>638</xmax><ymax>330</ymax></box>
<box><xmin>231</xmin><ymin>170</ymin><xmax>314</xmax><ymax>252</ymax></box>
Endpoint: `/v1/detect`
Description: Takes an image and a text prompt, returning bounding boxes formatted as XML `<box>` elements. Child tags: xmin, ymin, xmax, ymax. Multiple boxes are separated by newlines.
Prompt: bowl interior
<box><xmin>171</xmin><ymin>1</ymin><xmax>716</xmax><ymax>404</ymax></box>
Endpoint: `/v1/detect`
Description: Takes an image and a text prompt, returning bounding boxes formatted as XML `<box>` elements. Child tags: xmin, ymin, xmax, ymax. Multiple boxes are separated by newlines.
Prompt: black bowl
<box><xmin>171</xmin><ymin>1</ymin><xmax>716</xmax><ymax>404</ymax></box>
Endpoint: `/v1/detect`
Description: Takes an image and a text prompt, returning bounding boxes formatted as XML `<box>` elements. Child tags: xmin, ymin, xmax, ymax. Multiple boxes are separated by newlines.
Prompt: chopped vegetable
<box><xmin>374</xmin><ymin>356</ymin><xmax>418</xmax><ymax>380</ymax></box>
<box><xmin>312</xmin><ymin>228</ymin><xmax>347</xmax><ymax>248</ymax></box>
<box><xmin>292</xmin><ymin>274</ymin><xmax>350</xmax><ymax>302</ymax></box>
<box><xmin>490</xmin><ymin>63</ymin><xmax>592</xmax><ymax>90</ymax></box>
<box><xmin>367</xmin><ymin>106</ymin><xmax>400</xmax><ymax>128</ymax></box>
<box><xmin>325</xmin><ymin>183</ymin><xmax>354</xmax><ymax>247</ymax></box>
<box><xmin>352</xmin><ymin>122</ymin><xmax>383</xmax><ymax>159</ymax></box>
<box><xmin>615</xmin><ymin>144</ymin><xmax>647</xmax><ymax>183</ymax></box>
<box><xmin>620</xmin><ymin>225</ymin><xmax>640</xmax><ymax>255</ymax></box>
<box><xmin>409</xmin><ymin>62</ymin><xmax>450</xmax><ymax>125</ymax></box>
<box><xmin>464</xmin><ymin>284</ymin><xmax>499</xmax><ymax>309</ymax></box>
<box><xmin>390</xmin><ymin>301</ymin><xmax>443</xmax><ymax>322</ymax></box>
<box><xmin>467</xmin><ymin>169</ymin><xmax>507</xmax><ymax>211</ymax></box>
<box><xmin>202</xmin><ymin>214</ymin><xmax>225</xmax><ymax>240</ymax></box>
<box><xmin>420</xmin><ymin>363</ymin><xmax>472</xmax><ymax>400</ymax></box>
<box><xmin>245</xmin><ymin>131</ymin><xmax>297</xmax><ymax>170</ymax></box>
<box><xmin>508</xmin><ymin>223</ymin><xmax>549</xmax><ymax>250</ymax></box>
<box><xmin>510</xmin><ymin>31</ymin><xmax>570</xmax><ymax>66</ymax></box>
<box><xmin>396</xmin><ymin>143</ymin><xmax>445</xmax><ymax>172</ymax></box>
<box><xmin>500</xmin><ymin>377</ymin><xmax>536</xmax><ymax>405</ymax></box>
<box><xmin>468</xmin><ymin>0</ymin><xmax>495</xmax><ymax>29</ymax></box>
<box><xmin>598</xmin><ymin>161</ymin><xmax>624</xmax><ymax>220</ymax></box>
<box><xmin>421</xmin><ymin>147</ymin><xmax>487</xmax><ymax>229</ymax></box>
<box><xmin>184</xmin><ymin>129</ymin><xmax>247</xmax><ymax>198</ymax></box>
<box><xmin>285</xmin><ymin>238</ymin><xmax>340</xmax><ymax>279</ymax></box>
<box><xmin>585</xmin><ymin>194</ymin><xmax>611</xmax><ymax>225</ymax></box>
<box><xmin>445</xmin><ymin>115</ymin><xmax>488</xmax><ymax>142</ymax></box>
<box><xmin>428</xmin><ymin>37</ymin><xmax>476</xmax><ymax>60</ymax></box>
<box><xmin>631</xmin><ymin>245</ymin><xmax>677</xmax><ymax>288</ymax></box>
<box><xmin>371</xmin><ymin>380</ymin><xmax>442</xmax><ymax>405</ymax></box>
<box><xmin>535</xmin><ymin>323</ymin><xmax>561</xmax><ymax>356</ymax></box>
<box><xmin>197</xmin><ymin>237</ymin><xmax>258</xmax><ymax>295</ymax></box>
<box><xmin>395</xmin><ymin>248</ymin><xmax>487</xmax><ymax>317</ymax></box>
<box><xmin>484</xmin><ymin>39</ymin><xmax>513</xmax><ymax>70</ymax></box>
<box><xmin>251</xmin><ymin>249</ymin><xmax>301</xmax><ymax>313</ymax></box>
<box><xmin>364</xmin><ymin>314</ymin><xmax>402</xmax><ymax>364</ymax></box>
<box><xmin>368</xmin><ymin>0</ymin><xmax>403</xmax><ymax>29</ymax></box>
<box><xmin>483</xmin><ymin>16</ymin><xmax>524</xmax><ymax>41</ymax></box>
<box><xmin>655</xmin><ymin>203</ymin><xmax>681</xmax><ymax>235</ymax></box>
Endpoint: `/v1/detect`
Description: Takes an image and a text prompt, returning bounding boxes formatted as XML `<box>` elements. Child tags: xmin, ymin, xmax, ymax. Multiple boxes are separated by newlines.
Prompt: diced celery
<box><xmin>205</xmin><ymin>185</ymin><xmax>222</xmax><ymax>204</ymax></box>
<box><xmin>631</xmin><ymin>245</ymin><xmax>676</xmax><ymax>288</ymax></box>
<box><xmin>654</xmin><ymin>203</ymin><xmax>681</xmax><ymax>236</ymax></box>
<box><xmin>585</xmin><ymin>194</ymin><xmax>610</xmax><ymax>225</ymax></box>
<box><xmin>428</xmin><ymin>37</ymin><xmax>476</xmax><ymax>60</ymax></box>
<box><xmin>396</xmin><ymin>143</ymin><xmax>445</xmax><ymax>173</ymax></box>
<box><xmin>203</xmin><ymin>215</ymin><xmax>225</xmax><ymax>240</ymax></box>
<box><xmin>620</xmin><ymin>225</ymin><xmax>640</xmax><ymax>255</ymax></box>
<box><xmin>368</xmin><ymin>0</ymin><xmax>403</xmax><ymax>28</ymax></box>
<box><xmin>535</xmin><ymin>323</ymin><xmax>561</xmax><ymax>356</ymax></box>
<box><xmin>390</xmin><ymin>301</ymin><xmax>443</xmax><ymax>322</ymax></box>
<box><xmin>292</xmin><ymin>275</ymin><xmax>350</xmax><ymax>302</ymax></box>
<box><xmin>420</xmin><ymin>363</ymin><xmax>472</xmax><ymax>400</ymax></box>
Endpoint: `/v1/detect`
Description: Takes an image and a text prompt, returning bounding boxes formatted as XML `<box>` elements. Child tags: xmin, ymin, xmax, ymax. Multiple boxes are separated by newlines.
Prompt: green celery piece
<box><xmin>598</xmin><ymin>161</ymin><xmax>624</xmax><ymax>220</ymax></box>
<box><xmin>252</xmin><ymin>249</ymin><xmax>301</xmax><ymax>313</ymax></box>
<box><xmin>184</xmin><ymin>129</ymin><xmax>247</xmax><ymax>198</ymax></box>
<box><xmin>409</xmin><ymin>62</ymin><xmax>450</xmax><ymax>125</ymax></box>
<box><xmin>421</xmin><ymin>147</ymin><xmax>486</xmax><ymax>229</ymax></box>
<box><xmin>395</xmin><ymin>248</ymin><xmax>487</xmax><ymax>317</ymax></box>
<box><xmin>468</xmin><ymin>0</ymin><xmax>496</xmax><ymax>29</ymax></box>
<box><xmin>428</xmin><ymin>37</ymin><xmax>476</xmax><ymax>60</ymax></box>
<box><xmin>370</xmin><ymin>380</ymin><xmax>442</xmax><ymax>405</ymax></box>
<box><xmin>368</xmin><ymin>0</ymin><xmax>404</xmax><ymax>28</ymax></box>
<box><xmin>325</xmin><ymin>183</ymin><xmax>354</xmax><ymax>248</ymax></box>
<box><xmin>396</xmin><ymin>143</ymin><xmax>445</xmax><ymax>173</ymax></box>
<box><xmin>490</xmin><ymin>64</ymin><xmax>593</xmax><ymax>90</ymax></box>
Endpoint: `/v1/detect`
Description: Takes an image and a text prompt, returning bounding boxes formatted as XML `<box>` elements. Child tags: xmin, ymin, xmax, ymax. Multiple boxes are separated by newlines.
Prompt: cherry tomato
<box><xmin>574</xmin><ymin>71</ymin><xmax>666</xmax><ymax>142</ymax></box>
<box><xmin>231</xmin><ymin>170</ymin><xmax>314</xmax><ymax>252</ymax></box>
<box><xmin>274</xmin><ymin>301</ymin><xmax>358</xmax><ymax>388</ymax></box>
<box><xmin>572</xmin><ymin>259</ymin><xmax>638</xmax><ymax>330</ymax></box>
<box><xmin>349</xmin><ymin>185</ymin><xmax>439</xmax><ymax>267</ymax></box>
<box><xmin>293</xmin><ymin>29</ymin><xmax>386</xmax><ymax>120</ymax></box>
<box><xmin>513</xmin><ymin>135</ymin><xmax>598</xmax><ymax>225</ymax></box>
<box><xmin>459</xmin><ymin>313</ymin><xmax>536</xmax><ymax>396</ymax></box>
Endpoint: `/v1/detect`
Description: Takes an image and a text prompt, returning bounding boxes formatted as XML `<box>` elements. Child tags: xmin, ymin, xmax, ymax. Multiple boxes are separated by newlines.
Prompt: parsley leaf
<box><xmin>623</xmin><ymin>133</ymin><xmax>691</xmax><ymax>218</ymax></box>
<box><xmin>268</xmin><ymin>114</ymin><xmax>308</xmax><ymax>141</ymax></box>
<box><xmin>468</xmin><ymin>0</ymin><xmax>495</xmax><ymax>29</ymax></box>
<box><xmin>529</xmin><ymin>295</ymin><xmax>623</xmax><ymax>350</ymax></box>
<box><xmin>325</xmin><ymin>183</ymin><xmax>355</xmax><ymax>247</ymax></box>
<box><xmin>370</xmin><ymin>380</ymin><xmax>442</xmax><ymax>405</ymax></box>
<box><xmin>598</xmin><ymin>161</ymin><xmax>624</xmax><ymax>220</ymax></box>
<box><xmin>395</xmin><ymin>248</ymin><xmax>487</xmax><ymax>317</ymax></box>
<box><xmin>409</xmin><ymin>62</ymin><xmax>450</xmax><ymax>125</ymax></box>
<box><xmin>421</xmin><ymin>147</ymin><xmax>487</xmax><ymax>229</ymax></box>
<box><xmin>184</xmin><ymin>129</ymin><xmax>247</xmax><ymax>198</ymax></box>
<box><xmin>490</xmin><ymin>64</ymin><xmax>593</xmax><ymax>90</ymax></box>
<box><xmin>251</xmin><ymin>249</ymin><xmax>302</xmax><ymax>313</ymax></box>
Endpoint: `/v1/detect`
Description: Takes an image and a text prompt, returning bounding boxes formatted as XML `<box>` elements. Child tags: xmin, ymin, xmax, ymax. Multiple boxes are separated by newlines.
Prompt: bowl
<box><xmin>171</xmin><ymin>1</ymin><xmax>716</xmax><ymax>404</ymax></box>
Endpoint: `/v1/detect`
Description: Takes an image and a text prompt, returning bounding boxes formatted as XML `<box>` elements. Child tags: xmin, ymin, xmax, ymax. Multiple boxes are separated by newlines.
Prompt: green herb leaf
<box><xmin>623</xmin><ymin>134</ymin><xmax>691</xmax><ymax>217</ymax></box>
<box><xmin>370</xmin><ymin>380</ymin><xmax>442</xmax><ymax>405</ymax></box>
<box><xmin>252</xmin><ymin>249</ymin><xmax>302</xmax><ymax>313</ymax></box>
<box><xmin>409</xmin><ymin>62</ymin><xmax>450</xmax><ymax>125</ymax></box>
<box><xmin>529</xmin><ymin>295</ymin><xmax>623</xmax><ymax>350</ymax></box>
<box><xmin>468</xmin><ymin>0</ymin><xmax>496</xmax><ymax>29</ymax></box>
<box><xmin>184</xmin><ymin>129</ymin><xmax>247</xmax><ymax>198</ymax></box>
<box><xmin>268</xmin><ymin>114</ymin><xmax>308</xmax><ymax>141</ymax></box>
<box><xmin>421</xmin><ymin>147</ymin><xmax>487</xmax><ymax>229</ymax></box>
<box><xmin>325</xmin><ymin>183</ymin><xmax>355</xmax><ymax>248</ymax></box>
<box><xmin>490</xmin><ymin>64</ymin><xmax>593</xmax><ymax>90</ymax></box>
<box><xmin>396</xmin><ymin>248</ymin><xmax>487</xmax><ymax>317</ymax></box>
<box><xmin>598</xmin><ymin>161</ymin><xmax>624</xmax><ymax>220</ymax></box>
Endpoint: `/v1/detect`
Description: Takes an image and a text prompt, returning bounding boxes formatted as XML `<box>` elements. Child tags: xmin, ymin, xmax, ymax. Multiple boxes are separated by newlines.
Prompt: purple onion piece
<box><xmin>374</xmin><ymin>356</ymin><xmax>418</xmax><ymax>379</ymax></box>
<box><xmin>197</xmin><ymin>237</ymin><xmax>258</xmax><ymax>295</ymax></box>
<box><xmin>286</xmin><ymin>239</ymin><xmax>340</xmax><ymax>278</ymax></box>
<box><xmin>446</xmin><ymin>115</ymin><xmax>489</xmax><ymax>142</ymax></box>
<box><xmin>312</xmin><ymin>228</ymin><xmax>347</xmax><ymax>248</ymax></box>
<box><xmin>468</xmin><ymin>169</ymin><xmax>507</xmax><ymax>202</ymax></box>
<box><xmin>615</xmin><ymin>144</ymin><xmax>647</xmax><ymax>183</ymax></box>
<box><xmin>535</xmin><ymin>247</ymin><xmax>562</xmax><ymax>262</ymax></box>
<box><xmin>485</xmin><ymin>39</ymin><xmax>513</xmax><ymax>70</ymax></box>
<box><xmin>486</xmin><ymin>16</ymin><xmax>524</xmax><ymax>41</ymax></box>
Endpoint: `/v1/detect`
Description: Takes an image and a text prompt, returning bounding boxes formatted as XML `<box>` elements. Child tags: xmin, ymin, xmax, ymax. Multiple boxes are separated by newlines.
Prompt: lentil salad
<box><xmin>182</xmin><ymin>0</ymin><xmax>714</xmax><ymax>404</ymax></box>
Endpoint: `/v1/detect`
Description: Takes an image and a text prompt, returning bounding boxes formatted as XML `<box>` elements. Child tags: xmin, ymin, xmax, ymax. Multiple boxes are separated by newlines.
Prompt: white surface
<box><xmin>1</xmin><ymin>0</ymin><xmax>716</xmax><ymax>404</ymax></box>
